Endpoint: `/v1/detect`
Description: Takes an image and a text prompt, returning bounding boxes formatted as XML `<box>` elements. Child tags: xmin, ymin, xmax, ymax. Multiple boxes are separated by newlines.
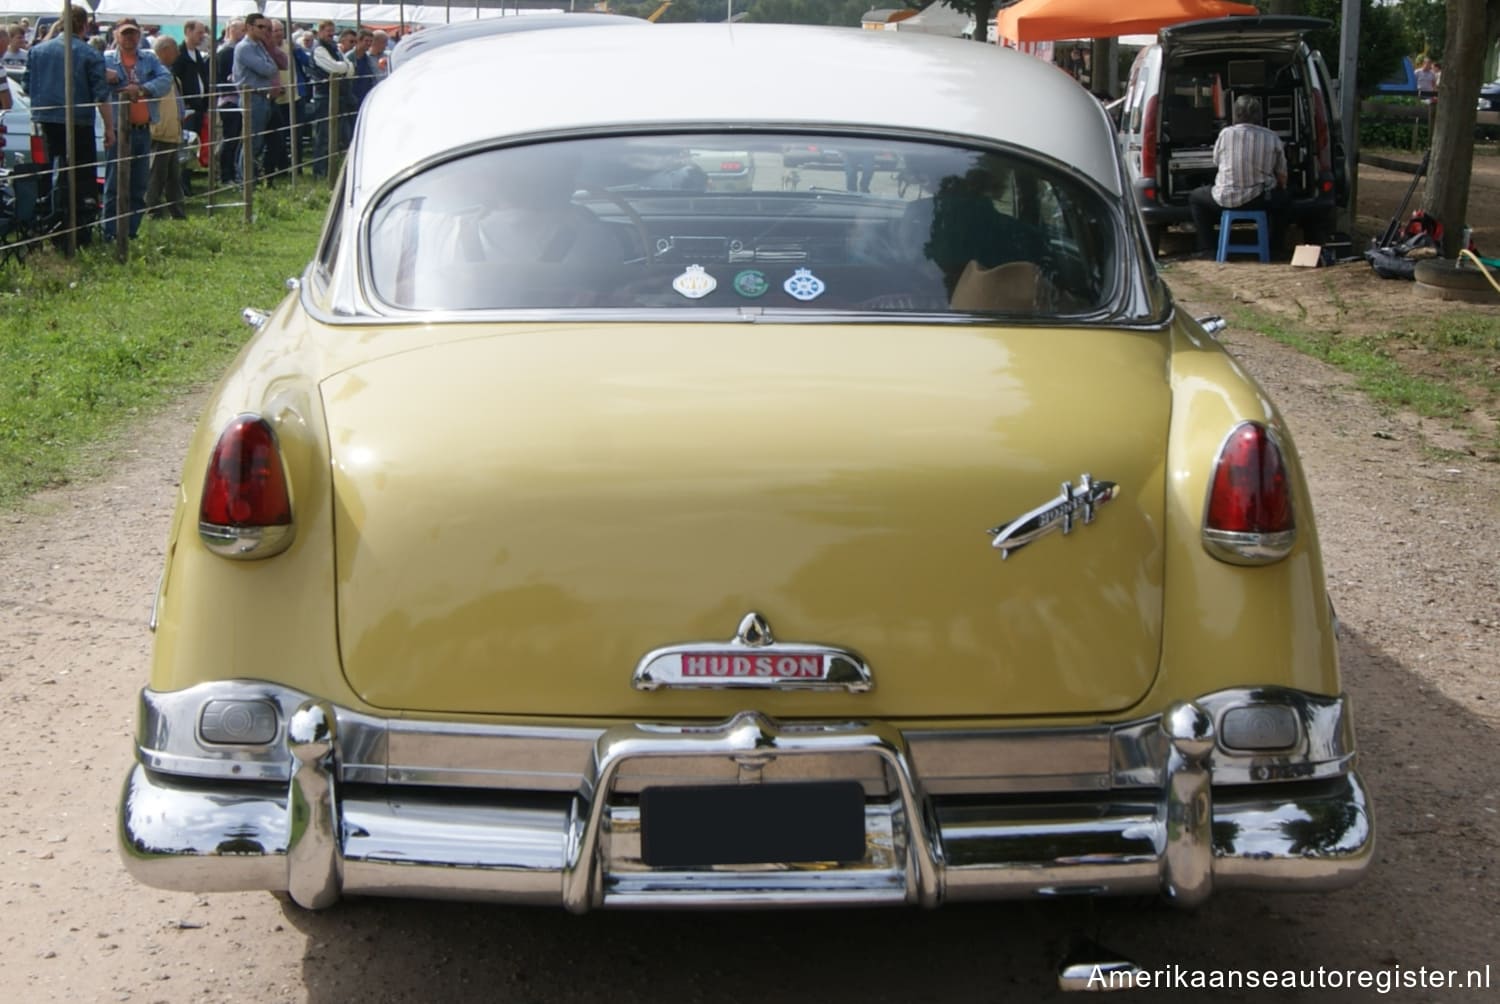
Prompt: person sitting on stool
<box><xmin>1190</xmin><ymin>95</ymin><xmax>1288</xmax><ymax>257</ymax></box>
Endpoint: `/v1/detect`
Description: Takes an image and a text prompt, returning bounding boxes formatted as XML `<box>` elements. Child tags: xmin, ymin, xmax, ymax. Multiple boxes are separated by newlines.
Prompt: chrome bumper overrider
<box><xmin>119</xmin><ymin>685</ymin><xmax>1373</xmax><ymax>910</ymax></box>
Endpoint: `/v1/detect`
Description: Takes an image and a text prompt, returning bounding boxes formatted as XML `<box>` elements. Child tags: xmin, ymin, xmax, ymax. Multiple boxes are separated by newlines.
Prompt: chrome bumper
<box><xmin>120</xmin><ymin>685</ymin><xmax>1373</xmax><ymax>911</ymax></box>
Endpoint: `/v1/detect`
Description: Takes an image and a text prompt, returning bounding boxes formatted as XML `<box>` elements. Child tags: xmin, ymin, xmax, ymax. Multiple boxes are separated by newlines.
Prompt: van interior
<box><xmin>1159</xmin><ymin>51</ymin><xmax>1316</xmax><ymax>205</ymax></box>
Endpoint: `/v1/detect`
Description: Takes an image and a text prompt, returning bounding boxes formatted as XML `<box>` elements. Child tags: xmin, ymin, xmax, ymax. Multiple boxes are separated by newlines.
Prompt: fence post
<box><xmin>115</xmin><ymin>94</ymin><xmax>130</xmax><ymax>262</ymax></box>
<box><xmin>328</xmin><ymin>75</ymin><xmax>341</xmax><ymax>184</ymax></box>
<box><xmin>241</xmin><ymin>86</ymin><xmax>254</xmax><ymax>224</ymax></box>
<box><xmin>285</xmin><ymin>31</ymin><xmax>300</xmax><ymax>187</ymax></box>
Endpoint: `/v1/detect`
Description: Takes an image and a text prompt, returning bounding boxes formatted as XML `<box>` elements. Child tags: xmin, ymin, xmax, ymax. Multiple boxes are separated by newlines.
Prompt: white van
<box><xmin>1119</xmin><ymin>16</ymin><xmax>1348</xmax><ymax>253</ymax></box>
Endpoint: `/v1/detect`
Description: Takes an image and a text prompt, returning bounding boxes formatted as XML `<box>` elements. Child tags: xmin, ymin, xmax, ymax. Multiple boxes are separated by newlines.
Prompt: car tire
<box><xmin>1413</xmin><ymin>258</ymin><xmax>1500</xmax><ymax>297</ymax></box>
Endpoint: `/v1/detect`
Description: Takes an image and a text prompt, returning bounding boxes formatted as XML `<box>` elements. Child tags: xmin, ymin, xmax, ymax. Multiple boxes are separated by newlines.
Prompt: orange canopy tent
<box><xmin>996</xmin><ymin>0</ymin><xmax>1259</xmax><ymax>43</ymax></box>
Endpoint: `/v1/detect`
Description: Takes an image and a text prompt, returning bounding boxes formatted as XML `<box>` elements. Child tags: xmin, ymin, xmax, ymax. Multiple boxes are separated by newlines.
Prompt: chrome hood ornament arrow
<box><xmin>987</xmin><ymin>475</ymin><xmax>1119</xmax><ymax>560</ymax></box>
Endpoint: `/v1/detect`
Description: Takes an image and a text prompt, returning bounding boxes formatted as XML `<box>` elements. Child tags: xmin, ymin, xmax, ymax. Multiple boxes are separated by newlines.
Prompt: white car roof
<box><xmin>349</xmin><ymin>23</ymin><xmax>1122</xmax><ymax>205</ymax></box>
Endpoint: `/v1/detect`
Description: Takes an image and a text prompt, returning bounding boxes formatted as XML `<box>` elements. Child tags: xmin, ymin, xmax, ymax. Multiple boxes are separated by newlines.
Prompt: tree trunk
<box><xmin>1422</xmin><ymin>0</ymin><xmax>1499</xmax><ymax>255</ymax></box>
<box><xmin>970</xmin><ymin>1</ymin><xmax>994</xmax><ymax>40</ymax></box>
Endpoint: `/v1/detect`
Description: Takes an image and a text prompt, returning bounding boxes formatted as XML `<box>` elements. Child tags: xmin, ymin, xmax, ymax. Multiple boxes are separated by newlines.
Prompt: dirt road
<box><xmin>3</xmin><ymin>252</ymin><xmax>1499</xmax><ymax>1001</ymax></box>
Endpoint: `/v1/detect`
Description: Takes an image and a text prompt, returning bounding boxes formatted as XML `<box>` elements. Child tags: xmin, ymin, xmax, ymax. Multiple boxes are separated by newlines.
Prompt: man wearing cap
<box><xmin>102</xmin><ymin>17</ymin><xmax>172</xmax><ymax>240</ymax></box>
<box><xmin>23</xmin><ymin>5</ymin><xmax>115</xmax><ymax>245</ymax></box>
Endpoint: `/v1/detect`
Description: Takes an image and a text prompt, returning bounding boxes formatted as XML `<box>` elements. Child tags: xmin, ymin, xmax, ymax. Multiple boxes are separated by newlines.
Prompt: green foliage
<box><xmin>1299</xmin><ymin>0</ymin><xmax>1410</xmax><ymax>97</ymax></box>
<box><xmin>934</xmin><ymin>0</ymin><xmax>995</xmax><ymax>39</ymax></box>
<box><xmin>1229</xmin><ymin>307</ymin><xmax>1470</xmax><ymax>419</ymax></box>
<box><xmin>1359</xmin><ymin>96</ymin><xmax>1433</xmax><ymax>150</ymax></box>
<box><xmin>0</xmin><ymin>186</ymin><xmax>325</xmax><ymax>507</ymax></box>
<box><xmin>1394</xmin><ymin>0</ymin><xmax>1446</xmax><ymax>62</ymax></box>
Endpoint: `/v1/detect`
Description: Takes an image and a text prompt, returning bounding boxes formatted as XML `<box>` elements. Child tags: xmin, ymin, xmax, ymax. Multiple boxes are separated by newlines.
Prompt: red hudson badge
<box><xmin>632</xmin><ymin>613</ymin><xmax>873</xmax><ymax>693</ymax></box>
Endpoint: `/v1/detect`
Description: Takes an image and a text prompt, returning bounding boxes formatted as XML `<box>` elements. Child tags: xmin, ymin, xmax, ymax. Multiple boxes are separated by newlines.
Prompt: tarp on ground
<box><xmin>996</xmin><ymin>0</ymin><xmax>1258</xmax><ymax>43</ymax></box>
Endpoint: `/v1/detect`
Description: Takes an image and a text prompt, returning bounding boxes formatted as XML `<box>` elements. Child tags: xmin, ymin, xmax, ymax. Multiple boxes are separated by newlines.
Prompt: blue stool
<box><xmin>1216</xmin><ymin>208</ymin><xmax>1271</xmax><ymax>262</ymax></box>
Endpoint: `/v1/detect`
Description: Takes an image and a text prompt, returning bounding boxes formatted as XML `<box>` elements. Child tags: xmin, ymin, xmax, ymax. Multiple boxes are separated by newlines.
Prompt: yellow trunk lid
<box><xmin>323</xmin><ymin>322</ymin><xmax>1169</xmax><ymax>718</ymax></box>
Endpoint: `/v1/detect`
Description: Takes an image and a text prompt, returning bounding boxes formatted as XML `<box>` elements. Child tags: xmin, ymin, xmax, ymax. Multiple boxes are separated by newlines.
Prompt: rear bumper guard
<box><xmin>119</xmin><ymin>695</ymin><xmax>1373</xmax><ymax>910</ymax></box>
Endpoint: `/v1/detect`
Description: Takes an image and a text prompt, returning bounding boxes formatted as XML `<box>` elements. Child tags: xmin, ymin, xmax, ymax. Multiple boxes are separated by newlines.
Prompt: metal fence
<box><xmin>1</xmin><ymin>2</ymin><xmax>563</xmax><ymax>265</ymax></box>
<box><xmin>3</xmin><ymin>71</ymin><xmax>350</xmax><ymax>264</ymax></box>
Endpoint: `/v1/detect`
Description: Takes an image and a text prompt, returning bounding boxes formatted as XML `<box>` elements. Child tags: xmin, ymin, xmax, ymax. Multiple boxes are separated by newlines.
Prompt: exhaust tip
<box><xmin>1058</xmin><ymin>937</ymin><xmax>1145</xmax><ymax>992</ymax></box>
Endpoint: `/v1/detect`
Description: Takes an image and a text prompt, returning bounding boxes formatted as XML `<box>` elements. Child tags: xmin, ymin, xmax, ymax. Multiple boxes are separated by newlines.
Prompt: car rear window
<box><xmin>366</xmin><ymin>133</ymin><xmax>1121</xmax><ymax>316</ymax></box>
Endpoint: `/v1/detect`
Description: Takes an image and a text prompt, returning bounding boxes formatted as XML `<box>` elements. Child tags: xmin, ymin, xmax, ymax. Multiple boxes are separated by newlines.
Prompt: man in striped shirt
<box><xmin>1189</xmin><ymin>95</ymin><xmax>1288</xmax><ymax>256</ymax></box>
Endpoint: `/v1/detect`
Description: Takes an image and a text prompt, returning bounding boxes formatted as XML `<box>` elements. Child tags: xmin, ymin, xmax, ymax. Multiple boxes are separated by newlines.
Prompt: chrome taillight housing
<box><xmin>198</xmin><ymin>415</ymin><xmax>295</xmax><ymax>559</ymax></box>
<box><xmin>1202</xmin><ymin>421</ymin><xmax>1295</xmax><ymax>565</ymax></box>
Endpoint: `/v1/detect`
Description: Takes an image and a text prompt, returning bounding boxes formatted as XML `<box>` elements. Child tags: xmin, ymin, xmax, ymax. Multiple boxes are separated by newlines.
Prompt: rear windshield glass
<box><xmin>366</xmin><ymin>133</ymin><xmax>1120</xmax><ymax>316</ymax></box>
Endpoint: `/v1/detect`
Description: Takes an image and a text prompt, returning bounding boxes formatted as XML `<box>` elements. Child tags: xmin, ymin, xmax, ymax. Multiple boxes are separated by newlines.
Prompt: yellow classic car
<box><xmin>119</xmin><ymin>23</ymin><xmax>1372</xmax><ymax>916</ymax></box>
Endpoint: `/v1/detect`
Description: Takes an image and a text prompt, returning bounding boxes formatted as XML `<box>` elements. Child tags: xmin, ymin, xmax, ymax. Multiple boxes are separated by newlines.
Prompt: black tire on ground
<box><xmin>1413</xmin><ymin>258</ymin><xmax>1500</xmax><ymax>295</ymax></box>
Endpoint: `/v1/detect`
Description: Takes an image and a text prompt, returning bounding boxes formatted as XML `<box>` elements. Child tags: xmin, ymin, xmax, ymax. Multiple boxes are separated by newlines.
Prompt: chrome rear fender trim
<box><xmin>135</xmin><ymin>684</ymin><xmax>1357</xmax><ymax>795</ymax></box>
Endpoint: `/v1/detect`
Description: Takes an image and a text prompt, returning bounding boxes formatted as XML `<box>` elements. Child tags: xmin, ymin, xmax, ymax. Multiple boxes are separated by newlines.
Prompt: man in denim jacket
<box><xmin>102</xmin><ymin>18</ymin><xmax>171</xmax><ymax>240</ymax></box>
<box><xmin>23</xmin><ymin>5</ymin><xmax>115</xmax><ymax>245</ymax></box>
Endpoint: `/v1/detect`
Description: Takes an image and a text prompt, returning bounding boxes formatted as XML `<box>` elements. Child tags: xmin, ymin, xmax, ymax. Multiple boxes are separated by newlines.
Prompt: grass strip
<box><xmin>1227</xmin><ymin>305</ymin><xmax>1472</xmax><ymax>419</ymax></box>
<box><xmin>0</xmin><ymin>186</ymin><xmax>328</xmax><ymax>507</ymax></box>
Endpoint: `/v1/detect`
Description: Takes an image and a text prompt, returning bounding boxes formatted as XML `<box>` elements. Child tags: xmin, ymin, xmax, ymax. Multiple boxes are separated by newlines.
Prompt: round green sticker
<box><xmin>733</xmin><ymin>270</ymin><xmax>769</xmax><ymax>298</ymax></box>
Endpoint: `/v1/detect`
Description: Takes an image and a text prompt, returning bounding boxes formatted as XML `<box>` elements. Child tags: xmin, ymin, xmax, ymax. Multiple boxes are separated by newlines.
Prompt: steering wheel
<box><xmin>585</xmin><ymin>190</ymin><xmax>654</xmax><ymax>265</ymax></box>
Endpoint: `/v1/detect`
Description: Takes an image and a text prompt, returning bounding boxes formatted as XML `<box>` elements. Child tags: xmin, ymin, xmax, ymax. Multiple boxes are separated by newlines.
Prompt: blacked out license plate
<box><xmin>639</xmin><ymin>781</ymin><xmax>867</xmax><ymax>868</ymax></box>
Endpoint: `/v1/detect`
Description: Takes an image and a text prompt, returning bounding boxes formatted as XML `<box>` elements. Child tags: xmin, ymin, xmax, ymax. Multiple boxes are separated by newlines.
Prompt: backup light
<box><xmin>200</xmin><ymin>699</ymin><xmax>279</xmax><ymax>746</ymax></box>
<box><xmin>199</xmin><ymin>415</ymin><xmax>295</xmax><ymax>559</ymax></box>
<box><xmin>1202</xmin><ymin>422</ymin><xmax>1295</xmax><ymax>565</ymax></box>
<box><xmin>1220</xmin><ymin>705</ymin><xmax>1299</xmax><ymax>751</ymax></box>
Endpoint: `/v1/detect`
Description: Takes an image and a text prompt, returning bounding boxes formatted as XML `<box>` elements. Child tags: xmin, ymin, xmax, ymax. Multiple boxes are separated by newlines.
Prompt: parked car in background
<box><xmin>1375</xmin><ymin>55</ymin><xmax>1417</xmax><ymax>96</ymax></box>
<box><xmin>1119</xmin><ymin>15</ymin><xmax>1347</xmax><ymax>253</ymax></box>
<box><xmin>119</xmin><ymin>23</ymin><xmax>1371</xmax><ymax>936</ymax></box>
<box><xmin>1479</xmin><ymin>79</ymin><xmax>1500</xmax><ymax>139</ymax></box>
<box><xmin>781</xmin><ymin>141</ymin><xmax>899</xmax><ymax>171</ymax></box>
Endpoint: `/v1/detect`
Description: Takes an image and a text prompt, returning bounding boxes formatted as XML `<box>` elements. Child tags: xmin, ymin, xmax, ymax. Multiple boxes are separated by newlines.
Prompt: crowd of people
<box><xmin>3</xmin><ymin>5</ymin><xmax>400</xmax><ymax>247</ymax></box>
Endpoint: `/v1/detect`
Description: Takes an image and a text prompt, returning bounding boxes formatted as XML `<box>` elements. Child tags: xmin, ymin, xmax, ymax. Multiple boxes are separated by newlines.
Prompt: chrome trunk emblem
<box><xmin>632</xmin><ymin>612</ymin><xmax>873</xmax><ymax>692</ymax></box>
<box><xmin>987</xmin><ymin>474</ymin><xmax>1119</xmax><ymax>560</ymax></box>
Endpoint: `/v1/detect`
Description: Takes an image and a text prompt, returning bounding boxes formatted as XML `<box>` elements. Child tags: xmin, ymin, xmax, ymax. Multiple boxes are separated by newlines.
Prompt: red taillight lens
<box><xmin>199</xmin><ymin>416</ymin><xmax>295</xmax><ymax>558</ymax></box>
<box><xmin>1204</xmin><ymin>422</ymin><xmax>1296</xmax><ymax>564</ymax></box>
<box><xmin>1311</xmin><ymin>89</ymin><xmax>1332</xmax><ymax>173</ymax></box>
<box><xmin>30</xmin><ymin>133</ymin><xmax>48</xmax><ymax>165</ymax></box>
<box><xmin>719</xmin><ymin>160</ymin><xmax>743</xmax><ymax>172</ymax></box>
<box><xmin>1141</xmin><ymin>94</ymin><xmax>1159</xmax><ymax>179</ymax></box>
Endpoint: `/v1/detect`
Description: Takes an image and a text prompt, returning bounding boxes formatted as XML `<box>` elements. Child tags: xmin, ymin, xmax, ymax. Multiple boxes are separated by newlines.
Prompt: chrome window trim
<box><xmin>337</xmin><ymin>124</ymin><xmax>1139</xmax><ymax>323</ymax></box>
